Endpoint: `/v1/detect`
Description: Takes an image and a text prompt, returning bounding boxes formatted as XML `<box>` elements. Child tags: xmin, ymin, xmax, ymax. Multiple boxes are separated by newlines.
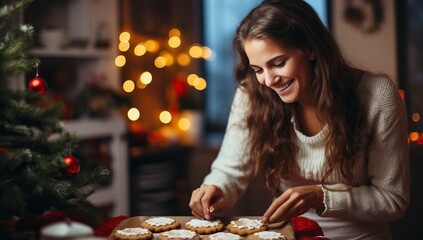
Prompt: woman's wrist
<box><xmin>314</xmin><ymin>184</ymin><xmax>325</xmax><ymax>213</ymax></box>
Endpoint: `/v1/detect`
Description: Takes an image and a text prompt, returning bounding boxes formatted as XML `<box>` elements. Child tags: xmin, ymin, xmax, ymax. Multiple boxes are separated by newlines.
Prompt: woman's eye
<box><xmin>251</xmin><ymin>68</ymin><xmax>262</xmax><ymax>74</ymax></box>
<box><xmin>274</xmin><ymin>60</ymin><xmax>286</xmax><ymax>67</ymax></box>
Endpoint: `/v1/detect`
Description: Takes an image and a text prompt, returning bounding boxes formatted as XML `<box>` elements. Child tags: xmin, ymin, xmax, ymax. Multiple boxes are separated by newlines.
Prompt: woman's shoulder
<box><xmin>357</xmin><ymin>71</ymin><xmax>400</xmax><ymax>99</ymax></box>
<box><xmin>357</xmin><ymin>71</ymin><xmax>405</xmax><ymax>117</ymax></box>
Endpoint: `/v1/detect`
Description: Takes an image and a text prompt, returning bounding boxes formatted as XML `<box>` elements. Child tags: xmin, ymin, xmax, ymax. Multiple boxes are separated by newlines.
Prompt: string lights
<box><xmin>115</xmin><ymin>28</ymin><xmax>212</xmax><ymax>135</ymax></box>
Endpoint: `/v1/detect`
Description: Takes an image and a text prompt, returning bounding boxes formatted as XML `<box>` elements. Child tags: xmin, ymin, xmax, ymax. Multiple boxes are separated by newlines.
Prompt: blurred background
<box><xmin>17</xmin><ymin>0</ymin><xmax>422</xmax><ymax>238</ymax></box>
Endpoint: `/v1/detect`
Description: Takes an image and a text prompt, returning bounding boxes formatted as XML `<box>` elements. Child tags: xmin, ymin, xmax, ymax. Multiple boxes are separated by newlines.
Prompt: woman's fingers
<box><xmin>263</xmin><ymin>186</ymin><xmax>323</xmax><ymax>223</ymax></box>
<box><xmin>189</xmin><ymin>188</ymin><xmax>206</xmax><ymax>219</ymax></box>
<box><xmin>189</xmin><ymin>184</ymin><xmax>224</xmax><ymax>220</ymax></box>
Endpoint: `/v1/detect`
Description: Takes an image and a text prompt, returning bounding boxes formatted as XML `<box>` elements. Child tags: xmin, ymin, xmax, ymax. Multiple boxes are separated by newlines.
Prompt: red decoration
<box><xmin>0</xmin><ymin>147</ymin><xmax>5</xmax><ymax>153</ymax></box>
<box><xmin>291</xmin><ymin>216</ymin><xmax>326</xmax><ymax>240</ymax></box>
<box><xmin>63</xmin><ymin>155</ymin><xmax>80</xmax><ymax>176</ymax></box>
<box><xmin>28</xmin><ymin>76</ymin><xmax>48</xmax><ymax>95</ymax></box>
<box><xmin>172</xmin><ymin>78</ymin><xmax>187</xmax><ymax>97</ymax></box>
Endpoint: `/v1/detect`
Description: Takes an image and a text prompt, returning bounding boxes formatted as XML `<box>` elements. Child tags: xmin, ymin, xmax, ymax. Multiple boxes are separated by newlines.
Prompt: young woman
<box><xmin>189</xmin><ymin>0</ymin><xmax>410</xmax><ymax>239</ymax></box>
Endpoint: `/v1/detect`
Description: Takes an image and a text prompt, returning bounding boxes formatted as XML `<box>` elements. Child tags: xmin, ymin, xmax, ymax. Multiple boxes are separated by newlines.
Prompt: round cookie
<box><xmin>202</xmin><ymin>232</ymin><xmax>242</xmax><ymax>240</ymax></box>
<box><xmin>157</xmin><ymin>229</ymin><xmax>201</xmax><ymax>240</ymax></box>
<box><xmin>246</xmin><ymin>230</ymin><xmax>288</xmax><ymax>240</ymax></box>
<box><xmin>113</xmin><ymin>227</ymin><xmax>153</xmax><ymax>240</ymax></box>
<box><xmin>140</xmin><ymin>217</ymin><xmax>181</xmax><ymax>233</ymax></box>
<box><xmin>226</xmin><ymin>218</ymin><xmax>268</xmax><ymax>236</ymax></box>
<box><xmin>184</xmin><ymin>218</ymin><xmax>224</xmax><ymax>234</ymax></box>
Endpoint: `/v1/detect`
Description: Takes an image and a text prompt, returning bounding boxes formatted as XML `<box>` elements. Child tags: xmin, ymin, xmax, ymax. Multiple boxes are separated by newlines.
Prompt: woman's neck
<box><xmin>294</xmin><ymin>103</ymin><xmax>324</xmax><ymax>136</ymax></box>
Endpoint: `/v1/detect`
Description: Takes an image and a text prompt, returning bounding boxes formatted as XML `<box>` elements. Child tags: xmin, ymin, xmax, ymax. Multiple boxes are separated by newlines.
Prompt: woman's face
<box><xmin>244</xmin><ymin>38</ymin><xmax>315</xmax><ymax>105</ymax></box>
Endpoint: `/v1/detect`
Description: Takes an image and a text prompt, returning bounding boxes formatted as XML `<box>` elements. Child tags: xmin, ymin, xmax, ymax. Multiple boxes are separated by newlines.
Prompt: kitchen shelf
<box><xmin>63</xmin><ymin>115</ymin><xmax>129</xmax><ymax>216</ymax></box>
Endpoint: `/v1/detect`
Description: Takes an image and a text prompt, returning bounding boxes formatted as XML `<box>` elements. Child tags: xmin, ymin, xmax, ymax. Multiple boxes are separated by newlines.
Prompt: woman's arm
<box><xmin>202</xmin><ymin>88</ymin><xmax>253</xmax><ymax>210</ymax></box>
<box><xmin>321</xmin><ymin>74</ymin><xmax>410</xmax><ymax>222</ymax></box>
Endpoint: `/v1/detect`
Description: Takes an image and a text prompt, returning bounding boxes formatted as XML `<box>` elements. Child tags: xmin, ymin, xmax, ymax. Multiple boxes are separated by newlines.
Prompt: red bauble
<box><xmin>28</xmin><ymin>76</ymin><xmax>48</xmax><ymax>95</ymax></box>
<box><xmin>63</xmin><ymin>155</ymin><xmax>80</xmax><ymax>176</ymax></box>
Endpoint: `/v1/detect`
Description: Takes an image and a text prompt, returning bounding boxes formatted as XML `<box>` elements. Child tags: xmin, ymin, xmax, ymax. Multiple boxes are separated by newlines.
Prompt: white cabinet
<box><xmin>63</xmin><ymin>116</ymin><xmax>129</xmax><ymax>216</ymax></box>
<box><xmin>24</xmin><ymin>0</ymin><xmax>128</xmax><ymax>216</ymax></box>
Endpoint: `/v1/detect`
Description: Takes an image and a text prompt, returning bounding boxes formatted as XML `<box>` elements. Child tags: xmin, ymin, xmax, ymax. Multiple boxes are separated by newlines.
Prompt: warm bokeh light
<box><xmin>159</xmin><ymin>111</ymin><xmax>172</xmax><ymax>124</ymax></box>
<box><xmin>119</xmin><ymin>41</ymin><xmax>130</xmax><ymax>52</ymax></box>
<box><xmin>178</xmin><ymin>117</ymin><xmax>190</xmax><ymax>131</ymax></box>
<box><xmin>409</xmin><ymin>132</ymin><xmax>419</xmax><ymax>141</ymax></box>
<box><xmin>193</xmin><ymin>77</ymin><xmax>207</xmax><ymax>91</ymax></box>
<box><xmin>399</xmin><ymin>89</ymin><xmax>405</xmax><ymax>100</ymax></box>
<box><xmin>134</xmin><ymin>43</ymin><xmax>147</xmax><ymax>56</ymax></box>
<box><xmin>140</xmin><ymin>71</ymin><xmax>153</xmax><ymax>84</ymax></box>
<box><xmin>136</xmin><ymin>80</ymin><xmax>147</xmax><ymax>89</ymax></box>
<box><xmin>189</xmin><ymin>45</ymin><xmax>203</xmax><ymax>58</ymax></box>
<box><xmin>168</xmin><ymin>36</ymin><xmax>181</xmax><ymax>48</ymax></box>
<box><xmin>412</xmin><ymin>113</ymin><xmax>420</xmax><ymax>122</ymax></box>
<box><xmin>187</xmin><ymin>74</ymin><xmax>198</xmax><ymax>86</ymax></box>
<box><xmin>119</xmin><ymin>32</ymin><xmax>130</xmax><ymax>42</ymax></box>
<box><xmin>145</xmin><ymin>39</ymin><xmax>159</xmax><ymax>53</ymax></box>
<box><xmin>161</xmin><ymin>51</ymin><xmax>174</xmax><ymax>66</ymax></box>
<box><xmin>123</xmin><ymin>80</ymin><xmax>135</xmax><ymax>92</ymax></box>
<box><xmin>154</xmin><ymin>56</ymin><xmax>166</xmax><ymax>68</ymax></box>
<box><xmin>114</xmin><ymin>55</ymin><xmax>126</xmax><ymax>67</ymax></box>
<box><xmin>127</xmin><ymin>108</ymin><xmax>140</xmax><ymax>121</ymax></box>
<box><xmin>177</xmin><ymin>53</ymin><xmax>191</xmax><ymax>66</ymax></box>
<box><xmin>201</xmin><ymin>46</ymin><xmax>213</xmax><ymax>59</ymax></box>
<box><xmin>169</xmin><ymin>28</ymin><xmax>181</xmax><ymax>37</ymax></box>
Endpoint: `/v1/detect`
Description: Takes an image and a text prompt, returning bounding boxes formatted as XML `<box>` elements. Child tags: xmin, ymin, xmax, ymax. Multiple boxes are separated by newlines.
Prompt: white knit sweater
<box><xmin>203</xmin><ymin>72</ymin><xmax>410</xmax><ymax>240</ymax></box>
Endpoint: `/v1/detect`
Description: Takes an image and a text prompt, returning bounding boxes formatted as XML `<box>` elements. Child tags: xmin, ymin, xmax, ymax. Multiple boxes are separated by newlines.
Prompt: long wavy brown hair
<box><xmin>232</xmin><ymin>0</ymin><xmax>365</xmax><ymax>196</ymax></box>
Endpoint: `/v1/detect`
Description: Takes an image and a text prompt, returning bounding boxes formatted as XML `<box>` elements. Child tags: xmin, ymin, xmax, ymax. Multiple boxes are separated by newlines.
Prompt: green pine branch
<box><xmin>0</xmin><ymin>0</ymin><xmax>33</xmax><ymax>28</ymax></box>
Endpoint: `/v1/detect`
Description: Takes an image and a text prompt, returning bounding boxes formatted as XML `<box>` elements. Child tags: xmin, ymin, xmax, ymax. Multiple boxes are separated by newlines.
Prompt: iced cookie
<box><xmin>113</xmin><ymin>227</ymin><xmax>153</xmax><ymax>240</ymax></box>
<box><xmin>140</xmin><ymin>217</ymin><xmax>181</xmax><ymax>233</ymax></box>
<box><xmin>157</xmin><ymin>229</ymin><xmax>201</xmax><ymax>240</ymax></box>
<box><xmin>184</xmin><ymin>218</ymin><xmax>224</xmax><ymax>234</ymax></box>
<box><xmin>246</xmin><ymin>230</ymin><xmax>288</xmax><ymax>240</ymax></box>
<box><xmin>226</xmin><ymin>218</ymin><xmax>268</xmax><ymax>236</ymax></box>
<box><xmin>202</xmin><ymin>232</ymin><xmax>243</xmax><ymax>240</ymax></box>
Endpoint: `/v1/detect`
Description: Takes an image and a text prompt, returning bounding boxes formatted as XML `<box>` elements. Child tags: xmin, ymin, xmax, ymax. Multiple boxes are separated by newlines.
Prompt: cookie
<box><xmin>202</xmin><ymin>232</ymin><xmax>243</xmax><ymax>240</ymax></box>
<box><xmin>246</xmin><ymin>230</ymin><xmax>288</xmax><ymax>240</ymax></box>
<box><xmin>226</xmin><ymin>218</ymin><xmax>269</xmax><ymax>236</ymax></box>
<box><xmin>113</xmin><ymin>227</ymin><xmax>153</xmax><ymax>240</ymax></box>
<box><xmin>140</xmin><ymin>217</ymin><xmax>181</xmax><ymax>233</ymax></box>
<box><xmin>184</xmin><ymin>218</ymin><xmax>224</xmax><ymax>234</ymax></box>
<box><xmin>157</xmin><ymin>229</ymin><xmax>201</xmax><ymax>240</ymax></box>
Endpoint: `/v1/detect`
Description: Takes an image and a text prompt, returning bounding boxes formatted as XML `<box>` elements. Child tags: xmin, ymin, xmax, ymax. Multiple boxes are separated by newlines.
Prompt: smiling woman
<box><xmin>190</xmin><ymin>1</ymin><xmax>409</xmax><ymax>240</ymax></box>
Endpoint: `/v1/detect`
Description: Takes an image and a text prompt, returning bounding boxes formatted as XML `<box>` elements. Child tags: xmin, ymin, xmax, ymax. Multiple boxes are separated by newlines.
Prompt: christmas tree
<box><xmin>0</xmin><ymin>0</ymin><xmax>111</xmax><ymax>239</ymax></box>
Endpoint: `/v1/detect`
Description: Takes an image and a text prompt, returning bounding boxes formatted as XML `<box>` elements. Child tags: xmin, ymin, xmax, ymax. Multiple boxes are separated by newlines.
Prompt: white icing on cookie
<box><xmin>116</xmin><ymin>227</ymin><xmax>149</xmax><ymax>236</ymax></box>
<box><xmin>208</xmin><ymin>232</ymin><xmax>242</xmax><ymax>240</ymax></box>
<box><xmin>161</xmin><ymin>229</ymin><xmax>197</xmax><ymax>238</ymax></box>
<box><xmin>186</xmin><ymin>218</ymin><xmax>221</xmax><ymax>227</ymax></box>
<box><xmin>145</xmin><ymin>217</ymin><xmax>175</xmax><ymax>226</ymax></box>
<box><xmin>253</xmin><ymin>231</ymin><xmax>286</xmax><ymax>239</ymax></box>
<box><xmin>231</xmin><ymin>218</ymin><xmax>264</xmax><ymax>229</ymax></box>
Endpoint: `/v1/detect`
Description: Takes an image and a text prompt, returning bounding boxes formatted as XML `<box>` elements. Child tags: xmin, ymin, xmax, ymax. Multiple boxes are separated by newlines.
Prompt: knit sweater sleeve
<box><xmin>320</xmin><ymin>74</ymin><xmax>410</xmax><ymax>222</ymax></box>
<box><xmin>202</xmin><ymin>88</ymin><xmax>253</xmax><ymax>210</ymax></box>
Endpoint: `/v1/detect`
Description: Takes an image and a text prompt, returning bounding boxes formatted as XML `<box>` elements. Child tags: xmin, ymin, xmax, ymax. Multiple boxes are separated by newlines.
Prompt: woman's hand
<box><xmin>262</xmin><ymin>185</ymin><xmax>324</xmax><ymax>224</ymax></box>
<box><xmin>189</xmin><ymin>184</ymin><xmax>225</xmax><ymax>220</ymax></box>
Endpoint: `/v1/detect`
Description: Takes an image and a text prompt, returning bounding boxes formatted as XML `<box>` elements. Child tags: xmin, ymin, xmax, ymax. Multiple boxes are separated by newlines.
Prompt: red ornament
<box><xmin>173</xmin><ymin>78</ymin><xmax>187</xmax><ymax>97</ymax></box>
<box><xmin>63</xmin><ymin>155</ymin><xmax>80</xmax><ymax>176</ymax></box>
<box><xmin>28</xmin><ymin>76</ymin><xmax>48</xmax><ymax>95</ymax></box>
<box><xmin>0</xmin><ymin>147</ymin><xmax>5</xmax><ymax>153</ymax></box>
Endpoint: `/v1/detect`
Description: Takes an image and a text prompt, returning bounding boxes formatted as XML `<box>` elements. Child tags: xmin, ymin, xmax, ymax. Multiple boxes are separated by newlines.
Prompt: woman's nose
<box><xmin>264</xmin><ymin>70</ymin><xmax>277</xmax><ymax>87</ymax></box>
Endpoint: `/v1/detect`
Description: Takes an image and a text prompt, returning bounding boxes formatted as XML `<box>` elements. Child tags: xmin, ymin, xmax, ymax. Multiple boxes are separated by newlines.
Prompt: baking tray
<box><xmin>109</xmin><ymin>216</ymin><xmax>295</xmax><ymax>239</ymax></box>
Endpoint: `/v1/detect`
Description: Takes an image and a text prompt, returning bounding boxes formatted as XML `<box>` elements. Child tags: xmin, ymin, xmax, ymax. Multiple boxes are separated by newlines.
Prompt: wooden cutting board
<box><xmin>109</xmin><ymin>216</ymin><xmax>295</xmax><ymax>239</ymax></box>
